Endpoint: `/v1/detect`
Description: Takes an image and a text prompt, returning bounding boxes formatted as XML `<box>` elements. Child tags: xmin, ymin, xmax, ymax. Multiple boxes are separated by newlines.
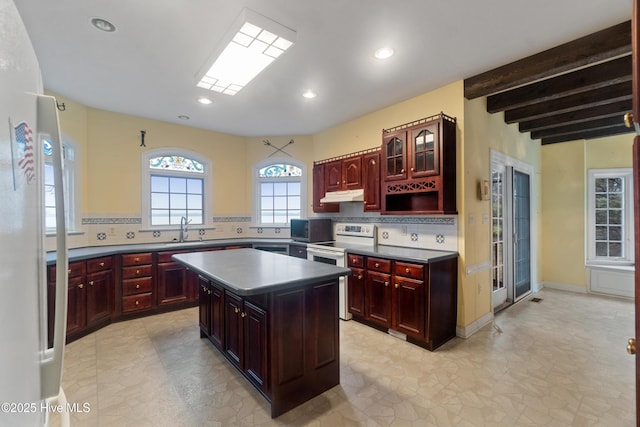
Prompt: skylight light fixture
<box><xmin>196</xmin><ymin>9</ymin><xmax>296</xmax><ymax>96</ymax></box>
<box><xmin>374</xmin><ymin>47</ymin><xmax>394</xmax><ymax>60</ymax></box>
<box><xmin>302</xmin><ymin>90</ymin><xmax>317</xmax><ymax>99</ymax></box>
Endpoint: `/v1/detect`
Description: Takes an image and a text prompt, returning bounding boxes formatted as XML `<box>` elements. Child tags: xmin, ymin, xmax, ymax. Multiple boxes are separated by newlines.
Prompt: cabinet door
<box><xmin>363</xmin><ymin>151</ymin><xmax>381</xmax><ymax>211</ymax></box>
<box><xmin>325</xmin><ymin>160</ymin><xmax>342</xmax><ymax>192</ymax></box>
<box><xmin>243</xmin><ymin>301</ymin><xmax>268</xmax><ymax>391</ymax></box>
<box><xmin>224</xmin><ymin>292</ymin><xmax>243</xmax><ymax>368</ymax></box>
<box><xmin>348</xmin><ymin>267</ymin><xmax>365</xmax><ymax>316</ymax></box>
<box><xmin>67</xmin><ymin>275</ymin><xmax>86</xmax><ymax>335</ymax></box>
<box><xmin>198</xmin><ymin>277</ymin><xmax>211</xmax><ymax>336</ymax></box>
<box><xmin>86</xmin><ymin>270</ymin><xmax>112</xmax><ymax>327</ymax></box>
<box><xmin>343</xmin><ymin>156</ymin><xmax>362</xmax><ymax>189</ymax></box>
<box><xmin>394</xmin><ymin>276</ymin><xmax>425</xmax><ymax>338</ymax></box>
<box><xmin>366</xmin><ymin>271</ymin><xmax>392</xmax><ymax>327</ymax></box>
<box><xmin>157</xmin><ymin>261</ymin><xmax>188</xmax><ymax>306</ymax></box>
<box><xmin>409</xmin><ymin>122</ymin><xmax>439</xmax><ymax>178</ymax></box>
<box><xmin>312</xmin><ymin>164</ymin><xmax>339</xmax><ymax>213</ymax></box>
<box><xmin>209</xmin><ymin>282</ymin><xmax>225</xmax><ymax>350</ymax></box>
<box><xmin>383</xmin><ymin>130</ymin><xmax>407</xmax><ymax>181</ymax></box>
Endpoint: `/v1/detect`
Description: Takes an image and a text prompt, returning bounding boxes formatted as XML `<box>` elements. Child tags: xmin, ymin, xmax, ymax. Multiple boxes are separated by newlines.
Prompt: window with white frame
<box><xmin>256</xmin><ymin>162</ymin><xmax>303</xmax><ymax>224</ymax></box>
<box><xmin>43</xmin><ymin>139</ymin><xmax>75</xmax><ymax>231</ymax></box>
<box><xmin>587</xmin><ymin>168</ymin><xmax>634</xmax><ymax>264</ymax></box>
<box><xmin>143</xmin><ymin>151</ymin><xmax>209</xmax><ymax>226</ymax></box>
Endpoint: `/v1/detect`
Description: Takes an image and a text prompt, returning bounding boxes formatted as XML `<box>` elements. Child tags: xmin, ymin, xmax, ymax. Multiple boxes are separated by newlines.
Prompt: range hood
<box><xmin>320</xmin><ymin>189</ymin><xmax>364</xmax><ymax>203</ymax></box>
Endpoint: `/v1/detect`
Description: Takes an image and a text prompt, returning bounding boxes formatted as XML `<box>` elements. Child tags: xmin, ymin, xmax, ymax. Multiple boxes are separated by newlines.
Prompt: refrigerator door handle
<box><xmin>37</xmin><ymin>95</ymin><xmax>68</xmax><ymax>401</ymax></box>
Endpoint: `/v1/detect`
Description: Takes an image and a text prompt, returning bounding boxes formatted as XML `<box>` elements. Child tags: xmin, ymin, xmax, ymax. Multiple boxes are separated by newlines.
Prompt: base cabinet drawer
<box><xmin>122</xmin><ymin>293</ymin><xmax>153</xmax><ymax>312</ymax></box>
<box><xmin>122</xmin><ymin>277</ymin><xmax>153</xmax><ymax>296</ymax></box>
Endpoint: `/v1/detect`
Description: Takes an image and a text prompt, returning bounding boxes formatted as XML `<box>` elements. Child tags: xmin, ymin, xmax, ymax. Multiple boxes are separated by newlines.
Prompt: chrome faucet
<box><xmin>179</xmin><ymin>216</ymin><xmax>191</xmax><ymax>242</ymax></box>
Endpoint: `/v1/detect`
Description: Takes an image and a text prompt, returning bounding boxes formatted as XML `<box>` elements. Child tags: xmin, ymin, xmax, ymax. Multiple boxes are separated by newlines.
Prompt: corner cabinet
<box><xmin>382</xmin><ymin>112</ymin><xmax>456</xmax><ymax>214</ymax></box>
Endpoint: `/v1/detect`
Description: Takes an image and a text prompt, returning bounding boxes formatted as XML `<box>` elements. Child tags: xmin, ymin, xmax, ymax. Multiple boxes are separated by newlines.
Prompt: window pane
<box><xmin>45</xmin><ymin>207</ymin><xmax>56</xmax><ymax>229</ymax></box>
<box><xmin>152</xmin><ymin>210</ymin><xmax>170</xmax><ymax>225</ymax></box>
<box><xmin>288</xmin><ymin>210</ymin><xmax>301</xmax><ymax>220</ymax></box>
<box><xmin>609</xmin><ymin>243</ymin><xmax>622</xmax><ymax>257</ymax></box>
<box><xmin>595</xmin><ymin>210</ymin><xmax>607</xmax><ymax>224</ymax></box>
<box><xmin>596</xmin><ymin>242</ymin><xmax>608</xmax><ymax>256</ymax></box>
<box><xmin>261</xmin><ymin>197</ymin><xmax>273</xmax><ymax>209</ymax></box>
<box><xmin>187</xmin><ymin>210</ymin><xmax>203</xmax><ymax>224</ymax></box>
<box><xmin>261</xmin><ymin>212</ymin><xmax>273</xmax><ymax>224</ymax></box>
<box><xmin>288</xmin><ymin>195</ymin><xmax>300</xmax><ymax>209</ymax></box>
<box><xmin>595</xmin><ymin>178</ymin><xmax>607</xmax><ymax>192</ymax></box>
<box><xmin>609</xmin><ymin>226</ymin><xmax>622</xmax><ymax>241</ymax></box>
<box><xmin>595</xmin><ymin>226</ymin><xmax>607</xmax><ymax>240</ymax></box>
<box><xmin>169</xmin><ymin>177</ymin><xmax>186</xmax><ymax>193</ymax></box>
<box><xmin>609</xmin><ymin>193</ymin><xmax>622</xmax><ymax>209</ymax></box>
<box><xmin>273</xmin><ymin>182</ymin><xmax>287</xmax><ymax>196</ymax></box>
<box><xmin>151</xmin><ymin>175</ymin><xmax>169</xmax><ymax>192</ymax></box>
<box><xmin>274</xmin><ymin>196</ymin><xmax>287</xmax><ymax>209</ymax></box>
<box><xmin>609</xmin><ymin>210</ymin><xmax>622</xmax><ymax>225</ymax></box>
<box><xmin>170</xmin><ymin>211</ymin><xmax>186</xmax><ymax>225</ymax></box>
<box><xmin>151</xmin><ymin>193</ymin><xmax>169</xmax><ymax>209</ymax></box>
<box><xmin>170</xmin><ymin>193</ymin><xmax>187</xmax><ymax>209</ymax></box>
<box><xmin>274</xmin><ymin>211</ymin><xmax>287</xmax><ymax>223</ymax></box>
<box><xmin>187</xmin><ymin>194</ymin><xmax>202</xmax><ymax>209</ymax></box>
<box><xmin>187</xmin><ymin>178</ymin><xmax>202</xmax><ymax>194</ymax></box>
<box><xmin>608</xmin><ymin>178</ymin><xmax>622</xmax><ymax>192</ymax></box>
<box><xmin>287</xmin><ymin>182</ymin><xmax>301</xmax><ymax>195</ymax></box>
<box><xmin>595</xmin><ymin>194</ymin><xmax>607</xmax><ymax>208</ymax></box>
<box><xmin>261</xmin><ymin>182</ymin><xmax>273</xmax><ymax>196</ymax></box>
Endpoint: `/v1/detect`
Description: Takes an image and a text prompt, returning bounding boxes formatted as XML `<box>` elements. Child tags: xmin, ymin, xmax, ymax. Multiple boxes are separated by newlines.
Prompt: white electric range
<box><xmin>306</xmin><ymin>223</ymin><xmax>376</xmax><ymax>320</ymax></box>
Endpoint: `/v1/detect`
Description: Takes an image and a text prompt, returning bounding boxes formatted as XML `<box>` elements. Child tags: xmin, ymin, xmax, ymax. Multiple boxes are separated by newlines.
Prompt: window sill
<box><xmin>46</xmin><ymin>231</ymin><xmax>85</xmax><ymax>237</ymax></box>
<box><xmin>585</xmin><ymin>262</ymin><xmax>635</xmax><ymax>273</ymax></box>
<box><xmin>249</xmin><ymin>225</ymin><xmax>290</xmax><ymax>229</ymax></box>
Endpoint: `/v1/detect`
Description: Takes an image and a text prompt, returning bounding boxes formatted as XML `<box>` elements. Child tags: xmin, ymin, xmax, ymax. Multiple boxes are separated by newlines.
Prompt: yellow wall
<box><xmin>541</xmin><ymin>134</ymin><xmax>633</xmax><ymax>290</ymax></box>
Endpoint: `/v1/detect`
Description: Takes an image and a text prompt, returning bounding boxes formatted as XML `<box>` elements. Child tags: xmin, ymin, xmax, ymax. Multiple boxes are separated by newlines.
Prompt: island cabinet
<box><xmin>347</xmin><ymin>252</ymin><xmax>458</xmax><ymax>350</ymax></box>
<box><xmin>381</xmin><ymin>112</ymin><xmax>456</xmax><ymax>214</ymax></box>
<box><xmin>174</xmin><ymin>249</ymin><xmax>349</xmax><ymax>418</ymax></box>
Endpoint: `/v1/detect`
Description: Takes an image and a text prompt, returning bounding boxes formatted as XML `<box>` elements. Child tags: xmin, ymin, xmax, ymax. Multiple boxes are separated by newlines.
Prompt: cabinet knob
<box><xmin>136</xmin><ymin>269</ymin><xmax>140</xmax><ymax>275</ymax></box>
<box><xmin>135</xmin><ymin>300</ymin><xmax>139</xmax><ymax>306</ymax></box>
<box><xmin>134</xmin><ymin>257</ymin><xmax>140</xmax><ymax>262</ymax></box>
<box><xmin>136</xmin><ymin>284</ymin><xmax>140</xmax><ymax>289</ymax></box>
<box><xmin>384</xmin><ymin>281</ymin><xmax>389</xmax><ymax>287</ymax></box>
<box><xmin>78</xmin><ymin>283</ymin><xmax>84</xmax><ymax>289</ymax></box>
<box><xmin>395</xmin><ymin>283</ymin><xmax>399</xmax><ymax>288</ymax></box>
<box><xmin>241</xmin><ymin>312</ymin><xmax>247</xmax><ymax>318</ymax></box>
<box><xmin>624</xmin><ymin>112</ymin><xmax>634</xmax><ymax>128</ymax></box>
<box><xmin>357</xmin><ymin>274</ymin><xmax>363</xmax><ymax>280</ymax></box>
<box><xmin>336</xmin><ymin>181</ymin><xmax>340</xmax><ymax>185</ymax></box>
<box><xmin>401</xmin><ymin>169</ymin><xmax>405</xmax><ymax>173</ymax></box>
<box><xmin>234</xmin><ymin>307</ymin><xmax>240</xmax><ymax>314</ymax></box>
<box><xmin>375</xmin><ymin>262</ymin><xmax>380</xmax><ymax>268</ymax></box>
<box><xmin>208</xmin><ymin>290</ymin><xmax>212</xmax><ymax>295</ymax></box>
<box><xmin>68</xmin><ymin>269</ymin><xmax>71</xmax><ymax>274</ymax></box>
<box><xmin>89</xmin><ymin>281</ymin><xmax>94</xmax><ymax>286</ymax></box>
<box><xmin>99</xmin><ymin>262</ymin><xmax>105</xmax><ymax>267</ymax></box>
<box><xmin>411</xmin><ymin>167</ymin><xmax>414</xmax><ymax>172</ymax></box>
<box><xmin>406</xmin><ymin>268</ymin><xmax>410</xmax><ymax>273</ymax></box>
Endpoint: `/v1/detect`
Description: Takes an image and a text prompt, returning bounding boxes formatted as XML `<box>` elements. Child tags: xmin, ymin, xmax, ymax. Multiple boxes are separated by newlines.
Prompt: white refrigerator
<box><xmin>0</xmin><ymin>0</ymin><xmax>69</xmax><ymax>425</ymax></box>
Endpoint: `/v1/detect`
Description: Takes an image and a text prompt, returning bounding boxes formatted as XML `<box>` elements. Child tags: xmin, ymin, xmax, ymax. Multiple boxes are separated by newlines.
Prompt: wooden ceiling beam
<box><xmin>504</xmin><ymin>82</ymin><xmax>632</xmax><ymax>123</ymax></box>
<box><xmin>464</xmin><ymin>21</ymin><xmax>631</xmax><ymax>100</ymax></box>
<box><xmin>519</xmin><ymin>99</ymin><xmax>632</xmax><ymax>132</ymax></box>
<box><xmin>531</xmin><ymin>116</ymin><xmax>625</xmax><ymax>139</ymax></box>
<box><xmin>541</xmin><ymin>125</ymin><xmax>634</xmax><ymax>145</ymax></box>
<box><xmin>487</xmin><ymin>55</ymin><xmax>631</xmax><ymax>113</ymax></box>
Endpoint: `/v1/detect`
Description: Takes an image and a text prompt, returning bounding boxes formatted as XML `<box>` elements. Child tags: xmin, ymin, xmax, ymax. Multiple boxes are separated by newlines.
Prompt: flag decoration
<box><xmin>15</xmin><ymin>121</ymin><xmax>34</xmax><ymax>183</ymax></box>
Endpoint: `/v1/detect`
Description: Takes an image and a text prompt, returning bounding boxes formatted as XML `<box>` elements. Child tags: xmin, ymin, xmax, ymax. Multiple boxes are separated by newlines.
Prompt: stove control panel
<box><xmin>335</xmin><ymin>223</ymin><xmax>376</xmax><ymax>238</ymax></box>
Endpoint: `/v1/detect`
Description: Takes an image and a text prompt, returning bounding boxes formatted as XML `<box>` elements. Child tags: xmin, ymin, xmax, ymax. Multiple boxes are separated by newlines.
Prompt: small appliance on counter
<box><xmin>290</xmin><ymin>218</ymin><xmax>333</xmax><ymax>243</ymax></box>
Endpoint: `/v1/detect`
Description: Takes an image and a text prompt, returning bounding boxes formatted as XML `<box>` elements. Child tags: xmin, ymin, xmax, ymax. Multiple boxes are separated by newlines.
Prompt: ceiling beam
<box><xmin>519</xmin><ymin>99</ymin><xmax>632</xmax><ymax>132</ymax></box>
<box><xmin>486</xmin><ymin>55</ymin><xmax>631</xmax><ymax>113</ymax></box>
<box><xmin>531</xmin><ymin>116</ymin><xmax>625</xmax><ymax>139</ymax></box>
<box><xmin>504</xmin><ymin>82</ymin><xmax>632</xmax><ymax>123</ymax></box>
<box><xmin>464</xmin><ymin>21</ymin><xmax>631</xmax><ymax>100</ymax></box>
<box><xmin>541</xmin><ymin>125</ymin><xmax>634</xmax><ymax>145</ymax></box>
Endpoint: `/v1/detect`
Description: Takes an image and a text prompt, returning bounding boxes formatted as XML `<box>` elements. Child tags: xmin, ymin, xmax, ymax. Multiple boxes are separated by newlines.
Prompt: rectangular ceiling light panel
<box><xmin>197</xmin><ymin>9</ymin><xmax>295</xmax><ymax>96</ymax></box>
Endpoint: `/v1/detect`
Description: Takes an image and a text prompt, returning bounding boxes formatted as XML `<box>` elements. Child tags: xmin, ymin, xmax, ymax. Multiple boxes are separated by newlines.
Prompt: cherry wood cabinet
<box><xmin>85</xmin><ymin>257</ymin><xmax>113</xmax><ymax>327</ymax></box>
<box><xmin>381</xmin><ymin>113</ymin><xmax>456</xmax><ymax>214</ymax></box>
<box><xmin>312</xmin><ymin>163</ymin><xmax>339</xmax><ymax>213</ymax></box>
<box><xmin>346</xmin><ymin>251</ymin><xmax>458</xmax><ymax>350</ymax></box>
<box><xmin>325</xmin><ymin>156</ymin><xmax>362</xmax><ymax>192</ymax></box>
<box><xmin>363</xmin><ymin>150</ymin><xmax>381</xmax><ymax>211</ymax></box>
<box><xmin>121</xmin><ymin>252</ymin><xmax>154</xmax><ymax>313</ymax></box>
<box><xmin>156</xmin><ymin>251</ymin><xmax>190</xmax><ymax>307</ymax></box>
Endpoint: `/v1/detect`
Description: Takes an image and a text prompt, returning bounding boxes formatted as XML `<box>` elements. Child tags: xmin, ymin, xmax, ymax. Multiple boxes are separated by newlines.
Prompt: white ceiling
<box><xmin>15</xmin><ymin>0</ymin><xmax>631</xmax><ymax>137</ymax></box>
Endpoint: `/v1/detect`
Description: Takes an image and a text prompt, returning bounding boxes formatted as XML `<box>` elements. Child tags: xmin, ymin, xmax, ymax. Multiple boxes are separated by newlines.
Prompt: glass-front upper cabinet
<box><xmin>409</xmin><ymin>123</ymin><xmax>439</xmax><ymax>177</ymax></box>
<box><xmin>383</xmin><ymin>130</ymin><xmax>407</xmax><ymax>181</ymax></box>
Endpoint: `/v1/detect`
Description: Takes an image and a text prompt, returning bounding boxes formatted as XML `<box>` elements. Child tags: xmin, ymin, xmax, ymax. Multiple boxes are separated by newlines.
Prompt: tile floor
<box><xmin>50</xmin><ymin>289</ymin><xmax>636</xmax><ymax>426</ymax></box>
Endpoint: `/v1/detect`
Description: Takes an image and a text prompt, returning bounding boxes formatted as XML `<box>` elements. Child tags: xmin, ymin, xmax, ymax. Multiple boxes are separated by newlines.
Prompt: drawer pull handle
<box><xmin>89</xmin><ymin>281</ymin><xmax>94</xmax><ymax>286</ymax></box>
<box><xmin>136</xmin><ymin>284</ymin><xmax>140</xmax><ymax>289</ymax></box>
<box><xmin>234</xmin><ymin>307</ymin><xmax>240</xmax><ymax>314</ymax></box>
<box><xmin>375</xmin><ymin>263</ymin><xmax>380</xmax><ymax>268</ymax></box>
<box><xmin>406</xmin><ymin>268</ymin><xmax>410</xmax><ymax>273</ymax></box>
<box><xmin>99</xmin><ymin>262</ymin><xmax>105</xmax><ymax>267</ymax></box>
<box><xmin>136</xmin><ymin>270</ymin><xmax>140</xmax><ymax>275</ymax></box>
<box><xmin>134</xmin><ymin>257</ymin><xmax>140</xmax><ymax>263</ymax></box>
<box><xmin>241</xmin><ymin>312</ymin><xmax>247</xmax><ymax>318</ymax></box>
<box><xmin>78</xmin><ymin>284</ymin><xmax>84</xmax><ymax>289</ymax></box>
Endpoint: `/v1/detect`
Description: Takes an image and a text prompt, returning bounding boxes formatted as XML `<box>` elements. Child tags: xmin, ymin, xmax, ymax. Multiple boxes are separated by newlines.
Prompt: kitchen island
<box><xmin>172</xmin><ymin>249</ymin><xmax>350</xmax><ymax>418</ymax></box>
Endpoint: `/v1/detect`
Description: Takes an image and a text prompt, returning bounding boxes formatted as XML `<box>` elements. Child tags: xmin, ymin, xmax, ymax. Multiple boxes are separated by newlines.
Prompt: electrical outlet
<box><xmin>108</xmin><ymin>227</ymin><xmax>115</xmax><ymax>236</ymax></box>
<box><xmin>401</xmin><ymin>225</ymin><xmax>408</xmax><ymax>236</ymax></box>
<box><xmin>477</xmin><ymin>282</ymin><xmax>482</xmax><ymax>294</ymax></box>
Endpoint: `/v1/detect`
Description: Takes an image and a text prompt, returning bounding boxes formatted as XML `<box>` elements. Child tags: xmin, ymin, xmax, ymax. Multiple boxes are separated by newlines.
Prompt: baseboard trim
<box><xmin>456</xmin><ymin>311</ymin><xmax>494</xmax><ymax>339</ymax></box>
<box><xmin>539</xmin><ymin>281</ymin><xmax>587</xmax><ymax>294</ymax></box>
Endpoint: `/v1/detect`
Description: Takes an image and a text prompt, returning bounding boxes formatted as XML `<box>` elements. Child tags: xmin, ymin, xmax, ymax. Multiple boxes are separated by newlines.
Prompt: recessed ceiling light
<box><xmin>302</xmin><ymin>90</ymin><xmax>317</xmax><ymax>99</ymax></box>
<box><xmin>90</xmin><ymin>17</ymin><xmax>116</xmax><ymax>33</ymax></box>
<box><xmin>374</xmin><ymin>47</ymin><xmax>394</xmax><ymax>60</ymax></box>
<box><xmin>196</xmin><ymin>96</ymin><xmax>213</xmax><ymax>105</ymax></box>
<box><xmin>178</xmin><ymin>115</ymin><xmax>190</xmax><ymax>120</ymax></box>
<box><xmin>196</xmin><ymin>8</ymin><xmax>296</xmax><ymax>96</ymax></box>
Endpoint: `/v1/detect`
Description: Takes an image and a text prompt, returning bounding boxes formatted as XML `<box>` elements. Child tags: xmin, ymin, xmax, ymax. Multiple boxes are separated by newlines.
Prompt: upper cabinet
<box><xmin>325</xmin><ymin>156</ymin><xmax>363</xmax><ymax>192</ymax></box>
<box><xmin>381</xmin><ymin>113</ymin><xmax>456</xmax><ymax>215</ymax></box>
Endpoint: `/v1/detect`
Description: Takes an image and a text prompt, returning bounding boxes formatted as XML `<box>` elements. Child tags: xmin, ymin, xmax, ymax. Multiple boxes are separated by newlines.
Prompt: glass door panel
<box><xmin>513</xmin><ymin>170</ymin><xmax>531</xmax><ymax>300</ymax></box>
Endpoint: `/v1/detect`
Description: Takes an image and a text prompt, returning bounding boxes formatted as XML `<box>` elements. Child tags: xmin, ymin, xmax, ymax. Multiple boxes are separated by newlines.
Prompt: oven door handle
<box><xmin>307</xmin><ymin>248</ymin><xmax>344</xmax><ymax>258</ymax></box>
